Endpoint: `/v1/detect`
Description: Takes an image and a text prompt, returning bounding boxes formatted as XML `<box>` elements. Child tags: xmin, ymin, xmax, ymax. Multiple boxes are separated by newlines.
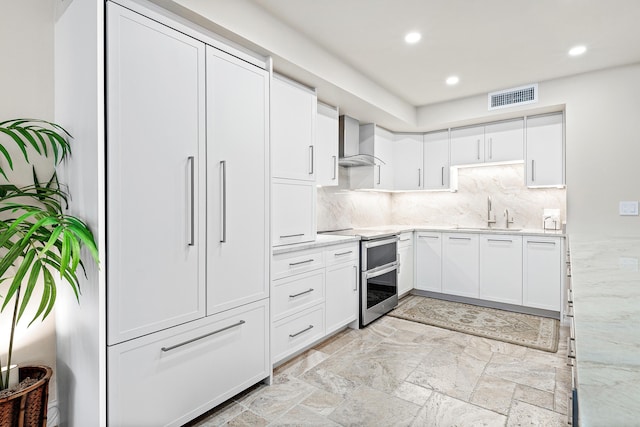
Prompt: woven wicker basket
<box><xmin>0</xmin><ymin>366</ymin><xmax>52</xmax><ymax>427</ymax></box>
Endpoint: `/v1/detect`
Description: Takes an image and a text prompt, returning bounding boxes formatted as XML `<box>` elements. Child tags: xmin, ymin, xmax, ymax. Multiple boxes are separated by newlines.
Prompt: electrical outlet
<box><xmin>619</xmin><ymin>201</ymin><xmax>639</xmax><ymax>216</ymax></box>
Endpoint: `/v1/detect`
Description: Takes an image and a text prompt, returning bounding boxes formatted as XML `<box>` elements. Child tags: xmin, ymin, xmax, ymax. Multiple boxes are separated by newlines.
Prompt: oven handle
<box><xmin>364</xmin><ymin>262</ymin><xmax>398</xmax><ymax>280</ymax></box>
<box><xmin>361</xmin><ymin>235</ymin><xmax>399</xmax><ymax>249</ymax></box>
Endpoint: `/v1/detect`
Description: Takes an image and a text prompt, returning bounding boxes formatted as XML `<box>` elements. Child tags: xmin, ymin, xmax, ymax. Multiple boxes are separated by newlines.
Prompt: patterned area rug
<box><xmin>389</xmin><ymin>296</ymin><xmax>559</xmax><ymax>352</ymax></box>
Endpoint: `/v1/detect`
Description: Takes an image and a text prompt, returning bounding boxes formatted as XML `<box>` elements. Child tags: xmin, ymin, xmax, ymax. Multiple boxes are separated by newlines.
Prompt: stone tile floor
<box><xmin>187</xmin><ymin>315</ymin><xmax>571</xmax><ymax>426</ymax></box>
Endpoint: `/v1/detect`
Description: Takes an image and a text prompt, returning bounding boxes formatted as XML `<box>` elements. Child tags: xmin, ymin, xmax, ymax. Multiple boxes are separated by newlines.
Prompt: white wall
<box><xmin>417</xmin><ymin>63</ymin><xmax>640</xmax><ymax>236</ymax></box>
<box><xmin>0</xmin><ymin>0</ymin><xmax>58</xmax><ymax>403</ymax></box>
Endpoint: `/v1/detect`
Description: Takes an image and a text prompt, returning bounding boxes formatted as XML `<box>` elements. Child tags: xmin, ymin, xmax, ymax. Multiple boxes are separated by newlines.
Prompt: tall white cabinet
<box><xmin>105</xmin><ymin>3</ymin><xmax>270</xmax><ymax>426</ymax></box>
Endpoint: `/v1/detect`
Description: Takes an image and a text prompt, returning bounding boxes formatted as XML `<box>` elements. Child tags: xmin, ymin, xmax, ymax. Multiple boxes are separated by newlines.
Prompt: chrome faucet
<box><xmin>504</xmin><ymin>208</ymin><xmax>515</xmax><ymax>228</ymax></box>
<box><xmin>487</xmin><ymin>196</ymin><xmax>496</xmax><ymax>227</ymax></box>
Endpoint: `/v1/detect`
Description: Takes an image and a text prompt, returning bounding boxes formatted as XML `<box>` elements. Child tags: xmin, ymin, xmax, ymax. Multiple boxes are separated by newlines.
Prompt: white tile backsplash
<box><xmin>317</xmin><ymin>163</ymin><xmax>566</xmax><ymax>231</ymax></box>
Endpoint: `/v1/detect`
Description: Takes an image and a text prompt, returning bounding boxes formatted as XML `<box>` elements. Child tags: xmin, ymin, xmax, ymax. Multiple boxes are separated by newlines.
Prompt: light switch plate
<box><xmin>619</xmin><ymin>201</ymin><xmax>639</xmax><ymax>216</ymax></box>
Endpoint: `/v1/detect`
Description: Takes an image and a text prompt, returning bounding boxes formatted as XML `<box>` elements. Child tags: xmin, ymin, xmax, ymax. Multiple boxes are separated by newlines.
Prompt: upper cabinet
<box><xmin>484</xmin><ymin>119</ymin><xmax>524</xmax><ymax>162</ymax></box>
<box><xmin>423</xmin><ymin>130</ymin><xmax>450</xmax><ymax>190</ymax></box>
<box><xmin>526</xmin><ymin>112</ymin><xmax>564</xmax><ymax>187</ymax></box>
<box><xmin>393</xmin><ymin>134</ymin><xmax>424</xmax><ymax>191</ymax></box>
<box><xmin>271</xmin><ymin>74</ymin><xmax>317</xmax><ymax>181</ymax></box>
<box><xmin>450</xmin><ymin>124</ymin><xmax>484</xmax><ymax>166</ymax></box>
<box><xmin>451</xmin><ymin>119</ymin><xmax>523</xmax><ymax>166</ymax></box>
<box><xmin>316</xmin><ymin>102</ymin><xmax>339</xmax><ymax>186</ymax></box>
<box><xmin>350</xmin><ymin>124</ymin><xmax>394</xmax><ymax>190</ymax></box>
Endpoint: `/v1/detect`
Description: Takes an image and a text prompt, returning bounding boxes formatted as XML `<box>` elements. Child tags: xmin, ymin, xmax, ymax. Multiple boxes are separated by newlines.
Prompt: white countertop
<box><xmin>272</xmin><ymin>234</ymin><xmax>360</xmax><ymax>255</ymax></box>
<box><xmin>568</xmin><ymin>234</ymin><xmax>640</xmax><ymax>426</ymax></box>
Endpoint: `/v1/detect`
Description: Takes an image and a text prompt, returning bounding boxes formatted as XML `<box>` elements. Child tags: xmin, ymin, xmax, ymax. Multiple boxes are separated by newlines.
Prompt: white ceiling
<box><xmin>247</xmin><ymin>0</ymin><xmax>640</xmax><ymax>107</ymax></box>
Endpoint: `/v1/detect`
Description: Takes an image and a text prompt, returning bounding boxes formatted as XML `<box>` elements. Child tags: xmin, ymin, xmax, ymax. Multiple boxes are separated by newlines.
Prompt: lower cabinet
<box><xmin>397</xmin><ymin>232</ymin><xmax>415</xmax><ymax>297</ymax></box>
<box><xmin>523</xmin><ymin>236</ymin><xmax>562</xmax><ymax>311</ymax></box>
<box><xmin>415</xmin><ymin>232</ymin><xmax>442</xmax><ymax>292</ymax></box>
<box><xmin>107</xmin><ymin>299</ymin><xmax>269</xmax><ymax>427</ymax></box>
<box><xmin>272</xmin><ymin>241</ymin><xmax>359</xmax><ymax>364</ymax></box>
<box><xmin>479</xmin><ymin>235</ymin><xmax>523</xmax><ymax>305</ymax></box>
<box><xmin>442</xmin><ymin>233</ymin><xmax>480</xmax><ymax>298</ymax></box>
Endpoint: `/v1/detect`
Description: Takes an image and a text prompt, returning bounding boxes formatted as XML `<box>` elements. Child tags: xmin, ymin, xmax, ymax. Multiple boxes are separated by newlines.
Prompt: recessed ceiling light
<box><xmin>446</xmin><ymin>76</ymin><xmax>459</xmax><ymax>85</ymax></box>
<box><xmin>568</xmin><ymin>45</ymin><xmax>587</xmax><ymax>56</ymax></box>
<box><xmin>404</xmin><ymin>32</ymin><xmax>421</xmax><ymax>44</ymax></box>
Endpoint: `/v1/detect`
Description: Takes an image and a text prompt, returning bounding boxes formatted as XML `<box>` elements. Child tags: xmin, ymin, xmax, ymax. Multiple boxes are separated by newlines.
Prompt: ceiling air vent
<box><xmin>488</xmin><ymin>83</ymin><xmax>538</xmax><ymax>110</ymax></box>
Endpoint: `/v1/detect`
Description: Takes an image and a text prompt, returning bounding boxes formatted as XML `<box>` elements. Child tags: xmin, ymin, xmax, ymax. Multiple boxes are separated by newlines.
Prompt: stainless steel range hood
<box><xmin>339</xmin><ymin>115</ymin><xmax>384</xmax><ymax>167</ymax></box>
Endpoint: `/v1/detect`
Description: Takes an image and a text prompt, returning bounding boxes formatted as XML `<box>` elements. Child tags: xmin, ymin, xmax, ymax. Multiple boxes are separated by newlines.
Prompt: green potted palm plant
<box><xmin>0</xmin><ymin>119</ymin><xmax>98</xmax><ymax>425</ymax></box>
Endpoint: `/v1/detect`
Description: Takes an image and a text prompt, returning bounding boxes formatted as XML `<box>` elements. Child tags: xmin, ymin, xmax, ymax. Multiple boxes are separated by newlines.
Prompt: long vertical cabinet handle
<box><xmin>332</xmin><ymin>155</ymin><xmax>337</xmax><ymax>180</ymax></box>
<box><xmin>353</xmin><ymin>265</ymin><xmax>358</xmax><ymax>291</ymax></box>
<box><xmin>188</xmin><ymin>156</ymin><xmax>195</xmax><ymax>246</ymax></box>
<box><xmin>441</xmin><ymin>166</ymin><xmax>445</xmax><ymax>187</ymax></box>
<box><xmin>377</xmin><ymin>165</ymin><xmax>381</xmax><ymax>185</ymax></box>
<box><xmin>418</xmin><ymin>168</ymin><xmax>422</xmax><ymax>187</ymax></box>
<box><xmin>309</xmin><ymin>145</ymin><xmax>314</xmax><ymax>175</ymax></box>
<box><xmin>477</xmin><ymin>139</ymin><xmax>480</xmax><ymax>160</ymax></box>
<box><xmin>220</xmin><ymin>160</ymin><xmax>227</xmax><ymax>243</ymax></box>
<box><xmin>531</xmin><ymin>159</ymin><xmax>535</xmax><ymax>182</ymax></box>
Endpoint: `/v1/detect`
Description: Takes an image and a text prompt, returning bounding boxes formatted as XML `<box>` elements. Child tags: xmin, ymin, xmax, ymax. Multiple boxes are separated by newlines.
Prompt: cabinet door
<box><xmin>316</xmin><ymin>103</ymin><xmax>339</xmax><ymax>186</ymax></box>
<box><xmin>206</xmin><ymin>47</ymin><xmax>269</xmax><ymax>315</ymax></box>
<box><xmin>526</xmin><ymin>113</ymin><xmax>564</xmax><ymax>187</ymax></box>
<box><xmin>423</xmin><ymin>131</ymin><xmax>450</xmax><ymax>189</ymax></box>
<box><xmin>325</xmin><ymin>261</ymin><xmax>359</xmax><ymax>334</ymax></box>
<box><xmin>272</xmin><ymin>179</ymin><xmax>316</xmax><ymax>246</ymax></box>
<box><xmin>271</xmin><ymin>75</ymin><xmax>316</xmax><ymax>181</ymax></box>
<box><xmin>108</xmin><ymin>299</ymin><xmax>269</xmax><ymax>427</ymax></box>
<box><xmin>450</xmin><ymin>125</ymin><xmax>484</xmax><ymax>165</ymax></box>
<box><xmin>393</xmin><ymin>134</ymin><xmax>423</xmax><ymax>190</ymax></box>
<box><xmin>415</xmin><ymin>232</ymin><xmax>442</xmax><ymax>292</ymax></box>
<box><xmin>523</xmin><ymin>237</ymin><xmax>562</xmax><ymax>311</ymax></box>
<box><xmin>479</xmin><ymin>235</ymin><xmax>523</xmax><ymax>305</ymax></box>
<box><xmin>484</xmin><ymin>119</ymin><xmax>524</xmax><ymax>162</ymax></box>
<box><xmin>398</xmin><ymin>233</ymin><xmax>414</xmax><ymax>296</ymax></box>
<box><xmin>442</xmin><ymin>233</ymin><xmax>480</xmax><ymax>298</ymax></box>
<box><xmin>375</xmin><ymin>127</ymin><xmax>395</xmax><ymax>190</ymax></box>
<box><xmin>107</xmin><ymin>5</ymin><xmax>206</xmax><ymax>344</ymax></box>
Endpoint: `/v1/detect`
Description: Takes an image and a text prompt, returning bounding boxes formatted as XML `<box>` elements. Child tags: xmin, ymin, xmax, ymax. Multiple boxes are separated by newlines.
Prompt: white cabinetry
<box><xmin>423</xmin><ymin>131</ymin><xmax>450</xmax><ymax>190</ymax></box>
<box><xmin>350</xmin><ymin>124</ymin><xmax>394</xmax><ymax>190</ymax></box>
<box><xmin>479</xmin><ymin>235</ymin><xmax>523</xmax><ymax>305</ymax></box>
<box><xmin>271</xmin><ymin>74</ymin><xmax>316</xmax><ymax>181</ymax></box>
<box><xmin>523</xmin><ymin>236</ymin><xmax>562</xmax><ymax>311</ymax></box>
<box><xmin>325</xmin><ymin>243</ymin><xmax>359</xmax><ymax>334</ymax></box>
<box><xmin>398</xmin><ymin>232</ymin><xmax>415</xmax><ymax>296</ymax></box>
<box><xmin>108</xmin><ymin>299</ymin><xmax>269</xmax><ymax>427</ymax></box>
<box><xmin>415</xmin><ymin>232</ymin><xmax>443</xmax><ymax>292</ymax></box>
<box><xmin>107</xmin><ymin>4</ymin><xmax>206</xmax><ymax>344</ymax></box>
<box><xmin>106</xmin><ymin>4</ymin><xmax>270</xmax><ymax>425</ymax></box>
<box><xmin>484</xmin><ymin>119</ymin><xmax>524</xmax><ymax>162</ymax></box>
<box><xmin>526</xmin><ymin>112</ymin><xmax>564</xmax><ymax>187</ymax></box>
<box><xmin>316</xmin><ymin>102</ymin><xmax>339</xmax><ymax>186</ymax></box>
<box><xmin>205</xmin><ymin>46</ymin><xmax>269</xmax><ymax>315</ymax></box>
<box><xmin>451</xmin><ymin>120</ymin><xmax>523</xmax><ymax>166</ymax></box>
<box><xmin>272</xmin><ymin>241</ymin><xmax>359</xmax><ymax>364</ymax></box>
<box><xmin>442</xmin><ymin>233</ymin><xmax>479</xmax><ymax>298</ymax></box>
<box><xmin>450</xmin><ymin>125</ymin><xmax>484</xmax><ymax>166</ymax></box>
<box><xmin>272</xmin><ymin>179</ymin><xmax>316</xmax><ymax>246</ymax></box>
<box><xmin>393</xmin><ymin>134</ymin><xmax>423</xmax><ymax>190</ymax></box>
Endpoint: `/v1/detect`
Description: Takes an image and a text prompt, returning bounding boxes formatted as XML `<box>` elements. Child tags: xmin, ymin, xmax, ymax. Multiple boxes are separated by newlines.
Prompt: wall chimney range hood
<box><xmin>339</xmin><ymin>115</ymin><xmax>384</xmax><ymax>167</ymax></box>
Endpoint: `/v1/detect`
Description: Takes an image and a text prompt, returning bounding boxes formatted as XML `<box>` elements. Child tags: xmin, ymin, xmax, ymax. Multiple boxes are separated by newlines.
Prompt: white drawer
<box><xmin>324</xmin><ymin>242</ymin><xmax>359</xmax><ymax>266</ymax></box>
<box><xmin>108</xmin><ymin>299</ymin><xmax>269</xmax><ymax>427</ymax></box>
<box><xmin>273</xmin><ymin>269</ymin><xmax>325</xmax><ymax>321</ymax></box>
<box><xmin>273</xmin><ymin>304</ymin><xmax>325</xmax><ymax>363</ymax></box>
<box><xmin>399</xmin><ymin>232</ymin><xmax>413</xmax><ymax>248</ymax></box>
<box><xmin>272</xmin><ymin>248</ymin><xmax>324</xmax><ymax>279</ymax></box>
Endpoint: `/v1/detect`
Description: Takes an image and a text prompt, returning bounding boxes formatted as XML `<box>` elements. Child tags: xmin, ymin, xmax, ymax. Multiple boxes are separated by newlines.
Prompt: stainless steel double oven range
<box><xmin>320</xmin><ymin>229</ymin><xmax>399</xmax><ymax>327</ymax></box>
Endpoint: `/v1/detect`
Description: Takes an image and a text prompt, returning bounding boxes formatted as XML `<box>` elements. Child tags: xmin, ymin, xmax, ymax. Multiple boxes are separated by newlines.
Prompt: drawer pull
<box><xmin>449</xmin><ymin>236</ymin><xmax>471</xmax><ymax>241</ymax></box>
<box><xmin>161</xmin><ymin>320</ymin><xmax>245</xmax><ymax>352</ymax></box>
<box><xmin>487</xmin><ymin>239</ymin><xmax>513</xmax><ymax>243</ymax></box>
<box><xmin>527</xmin><ymin>240</ymin><xmax>556</xmax><ymax>245</ymax></box>
<box><xmin>289</xmin><ymin>288</ymin><xmax>314</xmax><ymax>298</ymax></box>
<box><xmin>335</xmin><ymin>250</ymin><xmax>353</xmax><ymax>256</ymax></box>
<box><xmin>289</xmin><ymin>324</ymin><xmax>314</xmax><ymax>338</ymax></box>
<box><xmin>289</xmin><ymin>259</ymin><xmax>314</xmax><ymax>266</ymax></box>
<box><xmin>281</xmin><ymin>233</ymin><xmax>304</xmax><ymax>239</ymax></box>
